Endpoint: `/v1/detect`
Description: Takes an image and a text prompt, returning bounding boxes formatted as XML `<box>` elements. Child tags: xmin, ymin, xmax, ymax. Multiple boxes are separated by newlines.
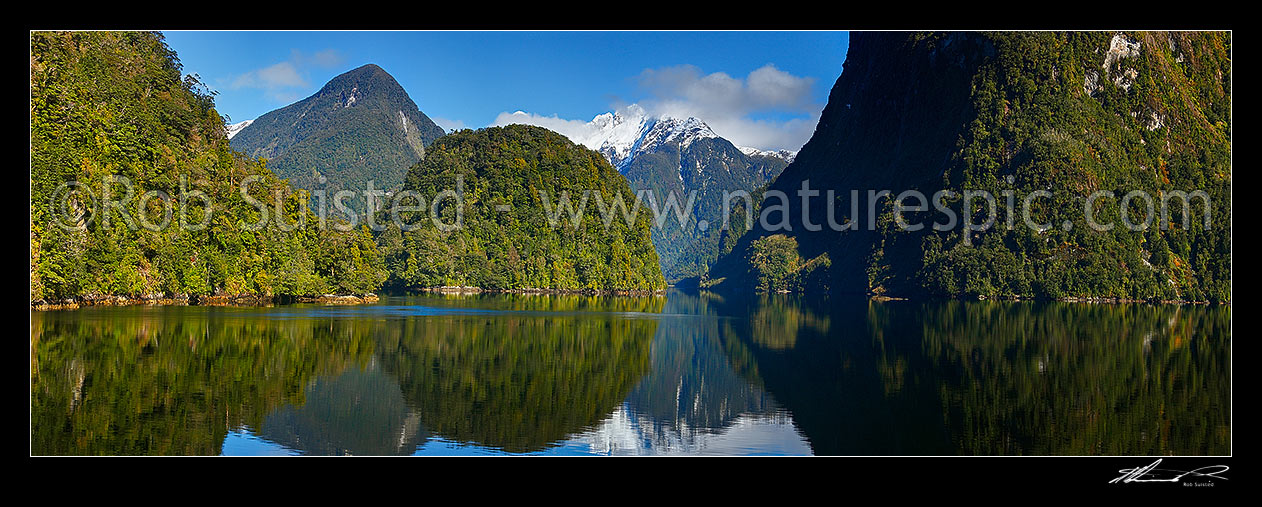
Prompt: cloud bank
<box><xmin>493</xmin><ymin>64</ymin><xmax>823</xmax><ymax>152</ymax></box>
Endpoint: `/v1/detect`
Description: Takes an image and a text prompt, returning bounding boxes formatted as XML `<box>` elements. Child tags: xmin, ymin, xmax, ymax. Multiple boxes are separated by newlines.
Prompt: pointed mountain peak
<box><xmin>228</xmin><ymin>63</ymin><xmax>446</xmax><ymax>214</ymax></box>
<box><xmin>316</xmin><ymin>63</ymin><xmax>407</xmax><ymax>103</ymax></box>
<box><xmin>333</xmin><ymin>63</ymin><xmax>390</xmax><ymax>81</ymax></box>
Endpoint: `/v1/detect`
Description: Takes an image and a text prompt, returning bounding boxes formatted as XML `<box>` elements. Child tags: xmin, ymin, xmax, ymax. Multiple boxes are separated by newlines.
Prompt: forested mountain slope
<box><xmin>707</xmin><ymin>31</ymin><xmax>1230</xmax><ymax>303</ymax></box>
<box><xmin>31</xmin><ymin>31</ymin><xmax>384</xmax><ymax>305</ymax></box>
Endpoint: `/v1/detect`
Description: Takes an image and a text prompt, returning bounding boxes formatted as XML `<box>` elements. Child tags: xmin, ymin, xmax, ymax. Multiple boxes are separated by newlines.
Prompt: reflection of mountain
<box><xmin>257</xmin><ymin>361</ymin><xmax>430</xmax><ymax>455</ymax></box>
<box><xmin>716</xmin><ymin>297</ymin><xmax>954</xmax><ymax>455</ymax></box>
<box><xmin>574</xmin><ymin>405</ymin><xmax>810</xmax><ymax>456</ymax></box>
<box><xmin>374</xmin><ymin>311</ymin><xmax>657</xmax><ymax>453</ymax></box>
<box><xmin>718</xmin><ymin>298</ymin><xmax>1232</xmax><ymax>455</ymax></box>
<box><xmin>620</xmin><ymin>291</ymin><xmax>796</xmax><ymax>448</ymax></box>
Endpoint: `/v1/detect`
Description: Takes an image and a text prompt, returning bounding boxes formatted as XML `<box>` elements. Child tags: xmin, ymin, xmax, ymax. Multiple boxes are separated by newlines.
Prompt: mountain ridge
<box><xmin>229</xmin><ymin>63</ymin><xmax>446</xmax><ymax>213</ymax></box>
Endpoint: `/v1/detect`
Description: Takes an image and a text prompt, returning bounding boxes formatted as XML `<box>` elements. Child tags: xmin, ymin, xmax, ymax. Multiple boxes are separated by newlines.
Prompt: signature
<box><xmin>1110</xmin><ymin>459</ymin><xmax>1229</xmax><ymax>484</ymax></box>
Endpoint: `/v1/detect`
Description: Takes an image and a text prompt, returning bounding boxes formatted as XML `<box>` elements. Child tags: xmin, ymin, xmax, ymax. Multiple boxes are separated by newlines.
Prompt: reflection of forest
<box><xmin>714</xmin><ymin>296</ymin><xmax>1231</xmax><ymax>455</ymax></box>
<box><xmin>374</xmin><ymin>310</ymin><xmax>657</xmax><ymax>453</ymax></box>
<box><xmin>31</xmin><ymin>308</ymin><xmax>377</xmax><ymax>455</ymax></box>
<box><xmin>32</xmin><ymin>295</ymin><xmax>1230</xmax><ymax>456</ymax></box>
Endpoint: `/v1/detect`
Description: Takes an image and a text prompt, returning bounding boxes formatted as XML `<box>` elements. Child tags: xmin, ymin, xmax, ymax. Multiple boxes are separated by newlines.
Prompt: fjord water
<box><xmin>31</xmin><ymin>292</ymin><xmax>1230</xmax><ymax>456</ymax></box>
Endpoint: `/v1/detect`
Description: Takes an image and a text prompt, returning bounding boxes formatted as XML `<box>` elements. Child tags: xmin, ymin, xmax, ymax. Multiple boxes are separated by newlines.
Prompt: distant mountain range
<box><xmin>229</xmin><ymin>64</ymin><xmax>446</xmax><ymax>215</ymax></box>
<box><xmin>563</xmin><ymin>104</ymin><xmax>796</xmax><ymax>170</ymax></box>
<box><xmin>234</xmin><ymin>69</ymin><xmax>795</xmax><ymax>280</ymax></box>
<box><xmin>511</xmin><ymin>105</ymin><xmax>795</xmax><ymax>281</ymax></box>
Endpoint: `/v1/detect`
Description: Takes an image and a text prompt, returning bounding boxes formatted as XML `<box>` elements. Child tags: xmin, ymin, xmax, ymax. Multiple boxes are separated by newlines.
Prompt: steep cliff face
<box><xmin>708</xmin><ymin>32</ymin><xmax>1230</xmax><ymax>302</ymax></box>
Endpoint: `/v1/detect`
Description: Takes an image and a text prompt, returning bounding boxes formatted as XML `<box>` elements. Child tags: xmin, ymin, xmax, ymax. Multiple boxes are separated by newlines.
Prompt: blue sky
<box><xmin>162</xmin><ymin>31</ymin><xmax>849</xmax><ymax>151</ymax></box>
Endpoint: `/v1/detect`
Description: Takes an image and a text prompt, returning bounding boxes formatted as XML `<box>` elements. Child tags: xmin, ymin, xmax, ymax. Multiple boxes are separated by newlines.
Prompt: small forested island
<box><xmin>376</xmin><ymin>125</ymin><xmax>666</xmax><ymax>294</ymax></box>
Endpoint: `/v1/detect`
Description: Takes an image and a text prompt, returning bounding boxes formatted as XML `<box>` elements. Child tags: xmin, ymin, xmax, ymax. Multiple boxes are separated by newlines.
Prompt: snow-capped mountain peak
<box><xmin>501</xmin><ymin>104</ymin><xmax>794</xmax><ymax>174</ymax></box>
<box><xmin>569</xmin><ymin>105</ymin><xmax>720</xmax><ymax>171</ymax></box>
<box><xmin>575</xmin><ymin>105</ymin><xmax>650</xmax><ymax>169</ymax></box>
<box><xmin>226</xmin><ymin>119</ymin><xmax>254</xmax><ymax>139</ymax></box>
<box><xmin>738</xmin><ymin>146</ymin><xmax>797</xmax><ymax>164</ymax></box>
<box><xmin>640</xmin><ymin>116</ymin><xmax>718</xmax><ymax>152</ymax></box>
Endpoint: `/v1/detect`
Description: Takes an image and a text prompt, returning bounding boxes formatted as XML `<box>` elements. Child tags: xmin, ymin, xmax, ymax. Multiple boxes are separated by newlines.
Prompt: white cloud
<box><xmin>493</xmin><ymin>110</ymin><xmax>603</xmax><ymax>142</ymax></box>
<box><xmin>226</xmin><ymin>49</ymin><xmax>346</xmax><ymax>104</ymax></box>
<box><xmin>492</xmin><ymin>64</ymin><xmax>823</xmax><ymax>152</ymax></box>
<box><xmin>429</xmin><ymin>116</ymin><xmax>469</xmax><ymax>133</ymax></box>
<box><xmin>301</xmin><ymin>49</ymin><xmax>345</xmax><ymax>68</ymax></box>
<box><xmin>231</xmin><ymin>61</ymin><xmax>307</xmax><ymax>90</ymax></box>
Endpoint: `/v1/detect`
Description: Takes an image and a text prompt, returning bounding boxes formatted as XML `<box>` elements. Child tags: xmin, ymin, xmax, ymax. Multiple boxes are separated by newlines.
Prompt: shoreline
<box><xmin>30</xmin><ymin>293</ymin><xmax>380</xmax><ymax>311</ymax></box>
<box><xmin>30</xmin><ymin>289</ymin><xmax>1228</xmax><ymax>311</ymax></box>
<box><xmin>417</xmin><ymin>286</ymin><xmax>667</xmax><ymax>297</ymax></box>
<box><xmin>873</xmin><ymin>293</ymin><xmax>1228</xmax><ymax>305</ymax></box>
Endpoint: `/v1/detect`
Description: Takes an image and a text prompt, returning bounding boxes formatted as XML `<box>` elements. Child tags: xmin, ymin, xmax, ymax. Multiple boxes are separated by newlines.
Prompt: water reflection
<box><xmin>30</xmin><ymin>306</ymin><xmax>376</xmax><ymax>455</ymax></box>
<box><xmin>256</xmin><ymin>361</ymin><xmax>428</xmax><ymax>455</ymax></box>
<box><xmin>582</xmin><ymin>291</ymin><xmax>807</xmax><ymax>455</ymax></box>
<box><xmin>711</xmin><ymin>296</ymin><xmax>1231</xmax><ymax>455</ymax></box>
<box><xmin>31</xmin><ymin>293</ymin><xmax>1229</xmax><ymax>456</ymax></box>
<box><xmin>375</xmin><ymin>308</ymin><xmax>657</xmax><ymax>453</ymax></box>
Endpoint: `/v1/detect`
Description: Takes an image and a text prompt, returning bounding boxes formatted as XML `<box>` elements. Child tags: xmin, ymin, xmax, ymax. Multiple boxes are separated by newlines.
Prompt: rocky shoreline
<box><xmin>866</xmin><ymin>293</ymin><xmax>1226</xmax><ymax>305</ymax></box>
<box><xmin>30</xmin><ymin>293</ymin><xmax>380</xmax><ymax>311</ymax></box>
<box><xmin>419</xmin><ymin>286</ymin><xmax>666</xmax><ymax>297</ymax></box>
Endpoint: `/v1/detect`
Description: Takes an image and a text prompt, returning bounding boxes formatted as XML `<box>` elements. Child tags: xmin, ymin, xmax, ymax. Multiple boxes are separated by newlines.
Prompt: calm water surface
<box><xmin>30</xmin><ymin>291</ymin><xmax>1230</xmax><ymax>455</ymax></box>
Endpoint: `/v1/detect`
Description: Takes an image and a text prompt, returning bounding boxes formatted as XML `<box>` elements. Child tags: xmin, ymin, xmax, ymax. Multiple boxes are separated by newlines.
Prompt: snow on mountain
<box><xmin>501</xmin><ymin>104</ymin><xmax>792</xmax><ymax>175</ymax></box>
<box><xmin>576</xmin><ymin>105</ymin><xmax>651</xmax><ymax>168</ymax></box>
<box><xmin>738</xmin><ymin>146</ymin><xmax>797</xmax><ymax>164</ymax></box>
<box><xmin>566</xmin><ymin>105</ymin><xmax>724</xmax><ymax>172</ymax></box>
<box><xmin>226</xmin><ymin>119</ymin><xmax>254</xmax><ymax>139</ymax></box>
<box><xmin>639</xmin><ymin>116</ymin><xmax>719</xmax><ymax>153</ymax></box>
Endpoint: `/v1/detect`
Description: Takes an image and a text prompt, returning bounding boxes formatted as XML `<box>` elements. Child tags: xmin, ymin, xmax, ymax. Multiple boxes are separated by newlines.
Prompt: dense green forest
<box><xmin>376</xmin><ymin>125</ymin><xmax>666</xmax><ymax>293</ymax></box>
<box><xmin>30</xmin><ymin>31</ymin><xmax>385</xmax><ymax>304</ymax></box>
<box><xmin>706</xmin><ymin>31</ymin><xmax>1230</xmax><ymax>302</ymax></box>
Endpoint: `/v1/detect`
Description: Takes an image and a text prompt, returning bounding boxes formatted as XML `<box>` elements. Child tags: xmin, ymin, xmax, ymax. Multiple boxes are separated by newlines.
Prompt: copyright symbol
<box><xmin>50</xmin><ymin>181</ymin><xmax>95</xmax><ymax>231</ymax></box>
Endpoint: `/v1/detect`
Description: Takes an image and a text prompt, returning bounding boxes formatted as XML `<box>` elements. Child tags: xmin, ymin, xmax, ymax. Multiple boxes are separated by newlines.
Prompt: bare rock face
<box><xmin>1102</xmin><ymin>33</ymin><xmax>1142</xmax><ymax>91</ymax></box>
